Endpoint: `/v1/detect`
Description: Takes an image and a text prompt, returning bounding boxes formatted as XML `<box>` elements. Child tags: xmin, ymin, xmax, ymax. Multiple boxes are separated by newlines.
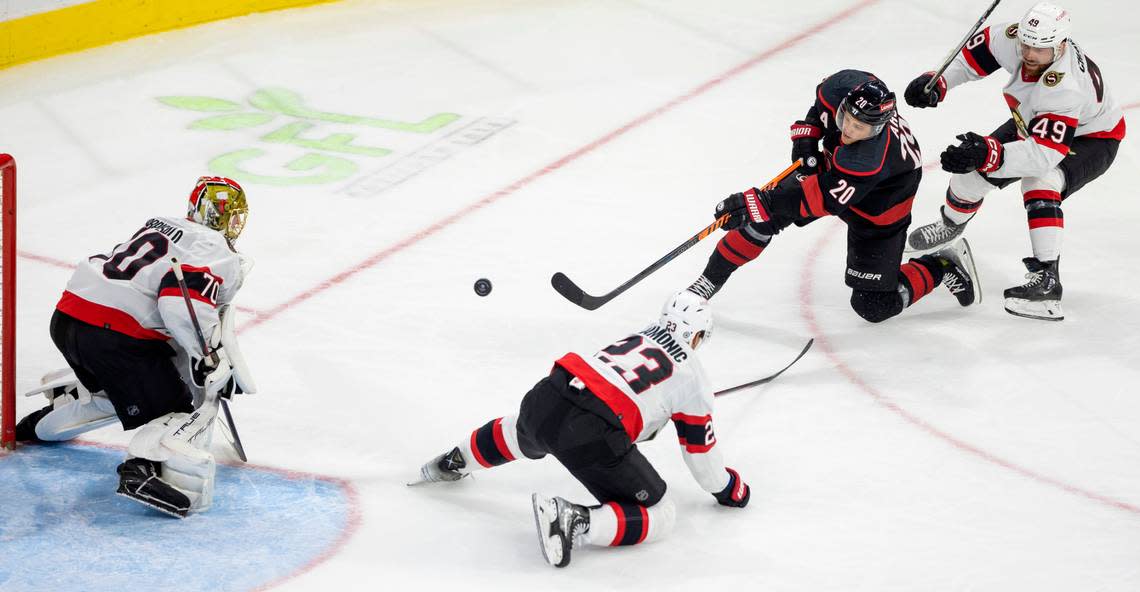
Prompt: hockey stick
<box><xmin>714</xmin><ymin>338</ymin><xmax>813</xmax><ymax>397</ymax></box>
<box><xmin>924</xmin><ymin>0</ymin><xmax>1002</xmax><ymax>94</ymax></box>
<box><xmin>551</xmin><ymin>160</ymin><xmax>802</xmax><ymax>310</ymax></box>
<box><xmin>170</xmin><ymin>257</ymin><xmax>248</xmax><ymax>462</ymax></box>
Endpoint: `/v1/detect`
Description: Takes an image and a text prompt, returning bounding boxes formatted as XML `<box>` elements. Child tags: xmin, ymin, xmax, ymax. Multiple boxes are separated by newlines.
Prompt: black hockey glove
<box><xmin>713</xmin><ymin>468</ymin><xmax>750</xmax><ymax>508</ymax></box>
<box><xmin>790</xmin><ymin>119</ymin><xmax>824</xmax><ymax>174</ymax></box>
<box><xmin>715</xmin><ymin>188</ymin><xmax>791</xmax><ymax>235</ymax></box>
<box><xmin>941</xmin><ymin>132</ymin><xmax>1004</xmax><ymax>174</ymax></box>
<box><xmin>904</xmin><ymin>72</ymin><xmax>946</xmax><ymax>109</ymax></box>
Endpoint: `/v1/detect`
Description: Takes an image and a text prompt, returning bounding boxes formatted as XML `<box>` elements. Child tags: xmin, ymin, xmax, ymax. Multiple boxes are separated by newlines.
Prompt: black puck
<box><xmin>474</xmin><ymin>278</ymin><xmax>493</xmax><ymax>297</ymax></box>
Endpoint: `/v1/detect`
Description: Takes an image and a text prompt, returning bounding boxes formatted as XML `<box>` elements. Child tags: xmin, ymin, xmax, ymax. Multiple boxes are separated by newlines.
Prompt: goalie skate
<box><xmin>531</xmin><ymin>493</ymin><xmax>590</xmax><ymax>568</ymax></box>
<box><xmin>116</xmin><ymin>458</ymin><xmax>192</xmax><ymax>518</ymax></box>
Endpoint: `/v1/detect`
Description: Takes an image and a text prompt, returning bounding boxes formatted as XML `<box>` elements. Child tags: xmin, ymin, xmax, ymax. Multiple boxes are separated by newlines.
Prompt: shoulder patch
<box><xmin>1005</xmin><ymin>23</ymin><xmax>1018</xmax><ymax>38</ymax></box>
<box><xmin>1043</xmin><ymin>71</ymin><xmax>1065</xmax><ymax>87</ymax></box>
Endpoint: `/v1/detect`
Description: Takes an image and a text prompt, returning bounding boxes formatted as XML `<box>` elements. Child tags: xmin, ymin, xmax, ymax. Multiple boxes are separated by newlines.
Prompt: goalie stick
<box><xmin>715</xmin><ymin>338</ymin><xmax>813</xmax><ymax>397</ymax></box>
<box><xmin>170</xmin><ymin>258</ymin><xmax>248</xmax><ymax>462</ymax></box>
<box><xmin>551</xmin><ymin>160</ymin><xmax>802</xmax><ymax>310</ymax></box>
<box><xmin>923</xmin><ymin>0</ymin><xmax>1002</xmax><ymax>94</ymax></box>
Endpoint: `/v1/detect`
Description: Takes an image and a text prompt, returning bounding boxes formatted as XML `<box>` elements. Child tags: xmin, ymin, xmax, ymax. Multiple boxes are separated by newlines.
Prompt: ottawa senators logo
<box><xmin>1043</xmin><ymin>71</ymin><xmax>1065</xmax><ymax>87</ymax></box>
<box><xmin>1005</xmin><ymin>23</ymin><xmax>1019</xmax><ymax>38</ymax></box>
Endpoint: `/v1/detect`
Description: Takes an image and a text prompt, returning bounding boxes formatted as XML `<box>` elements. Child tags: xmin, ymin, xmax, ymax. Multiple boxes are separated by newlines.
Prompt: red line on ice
<box><xmin>236</xmin><ymin>0</ymin><xmax>883</xmax><ymax>333</ymax></box>
<box><xmin>797</xmin><ymin>220</ymin><xmax>1140</xmax><ymax>516</ymax></box>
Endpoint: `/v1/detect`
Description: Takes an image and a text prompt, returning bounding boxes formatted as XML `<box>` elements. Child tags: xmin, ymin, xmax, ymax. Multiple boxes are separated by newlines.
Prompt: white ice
<box><xmin>2</xmin><ymin>0</ymin><xmax>1139</xmax><ymax>590</ymax></box>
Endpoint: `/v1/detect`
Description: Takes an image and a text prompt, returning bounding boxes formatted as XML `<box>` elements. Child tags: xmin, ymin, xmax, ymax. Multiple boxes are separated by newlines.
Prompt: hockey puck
<box><xmin>474</xmin><ymin>278</ymin><xmax>493</xmax><ymax>297</ymax></box>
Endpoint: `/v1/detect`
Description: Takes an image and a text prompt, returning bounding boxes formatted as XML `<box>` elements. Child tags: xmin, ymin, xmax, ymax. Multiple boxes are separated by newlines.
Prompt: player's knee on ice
<box><xmin>850</xmin><ymin>289</ymin><xmax>904</xmax><ymax>323</ymax></box>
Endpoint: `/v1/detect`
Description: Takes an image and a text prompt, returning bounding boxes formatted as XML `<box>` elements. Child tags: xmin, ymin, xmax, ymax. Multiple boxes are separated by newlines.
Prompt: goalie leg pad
<box><xmin>126</xmin><ymin>408</ymin><xmax>218</xmax><ymax>513</ymax></box>
<box><xmin>34</xmin><ymin>394</ymin><xmax>119</xmax><ymax>441</ymax></box>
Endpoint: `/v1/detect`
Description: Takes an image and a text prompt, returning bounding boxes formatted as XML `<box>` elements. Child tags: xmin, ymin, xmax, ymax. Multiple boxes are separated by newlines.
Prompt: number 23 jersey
<box><xmin>57</xmin><ymin>217</ymin><xmax>246</xmax><ymax>355</ymax></box>
<box><xmin>554</xmin><ymin>323</ymin><xmax>731</xmax><ymax>494</ymax></box>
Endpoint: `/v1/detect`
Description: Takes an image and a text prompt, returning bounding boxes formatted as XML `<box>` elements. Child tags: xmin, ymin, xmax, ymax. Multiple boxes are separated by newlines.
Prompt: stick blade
<box><xmin>551</xmin><ymin>272</ymin><xmax>606</xmax><ymax>310</ymax></box>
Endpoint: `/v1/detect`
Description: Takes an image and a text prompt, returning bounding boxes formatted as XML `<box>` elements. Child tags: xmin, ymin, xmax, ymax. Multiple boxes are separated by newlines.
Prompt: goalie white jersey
<box><xmin>56</xmin><ymin>217</ymin><xmax>246</xmax><ymax>356</ymax></box>
<box><xmin>942</xmin><ymin>22</ymin><xmax>1126</xmax><ymax>178</ymax></box>
<box><xmin>554</xmin><ymin>323</ymin><xmax>731</xmax><ymax>494</ymax></box>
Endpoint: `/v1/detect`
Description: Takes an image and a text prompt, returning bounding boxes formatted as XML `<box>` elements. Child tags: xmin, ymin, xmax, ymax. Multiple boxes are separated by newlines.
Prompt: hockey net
<box><xmin>1</xmin><ymin>154</ymin><xmax>14</xmax><ymax>449</ymax></box>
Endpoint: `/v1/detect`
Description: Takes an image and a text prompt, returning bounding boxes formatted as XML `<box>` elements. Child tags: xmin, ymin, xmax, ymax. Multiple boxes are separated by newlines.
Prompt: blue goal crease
<box><xmin>0</xmin><ymin>444</ymin><xmax>354</xmax><ymax>592</ymax></box>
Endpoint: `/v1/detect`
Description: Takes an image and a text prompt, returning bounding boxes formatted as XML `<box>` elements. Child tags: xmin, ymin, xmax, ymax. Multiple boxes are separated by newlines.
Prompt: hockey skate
<box><xmin>1003</xmin><ymin>257</ymin><xmax>1063</xmax><ymax>321</ymax></box>
<box><xmin>932</xmin><ymin>238</ymin><xmax>981</xmax><ymax>306</ymax></box>
<box><xmin>531</xmin><ymin>493</ymin><xmax>590</xmax><ymax>568</ymax></box>
<box><xmin>907</xmin><ymin>208</ymin><xmax>968</xmax><ymax>253</ymax></box>
<box><xmin>116</xmin><ymin>458</ymin><xmax>192</xmax><ymax>518</ymax></box>
<box><xmin>407</xmin><ymin>447</ymin><xmax>468</xmax><ymax>486</ymax></box>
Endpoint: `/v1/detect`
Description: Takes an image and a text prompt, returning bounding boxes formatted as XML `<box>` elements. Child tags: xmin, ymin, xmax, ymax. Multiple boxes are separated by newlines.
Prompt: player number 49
<box><xmin>1031</xmin><ymin>118</ymin><xmax>1068</xmax><ymax>144</ymax></box>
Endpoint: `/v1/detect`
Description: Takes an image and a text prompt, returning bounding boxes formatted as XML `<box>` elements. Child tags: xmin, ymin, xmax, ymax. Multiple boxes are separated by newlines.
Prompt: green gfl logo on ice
<box><xmin>158</xmin><ymin>88</ymin><xmax>512</xmax><ymax>190</ymax></box>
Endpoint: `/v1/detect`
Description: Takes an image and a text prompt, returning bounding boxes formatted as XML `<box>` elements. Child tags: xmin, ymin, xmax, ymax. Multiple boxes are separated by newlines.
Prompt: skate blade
<box><xmin>957</xmin><ymin>238</ymin><xmax>981</xmax><ymax>305</ymax></box>
<box><xmin>115</xmin><ymin>491</ymin><xmax>189</xmax><ymax>518</ymax></box>
<box><xmin>1004</xmin><ymin>298</ymin><xmax>1063</xmax><ymax>321</ymax></box>
<box><xmin>531</xmin><ymin>493</ymin><xmax>565</xmax><ymax>567</ymax></box>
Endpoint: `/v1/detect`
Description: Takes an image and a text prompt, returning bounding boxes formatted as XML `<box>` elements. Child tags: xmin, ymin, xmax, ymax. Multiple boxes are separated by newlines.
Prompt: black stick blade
<box><xmin>715</xmin><ymin>338</ymin><xmax>814</xmax><ymax>397</ymax></box>
<box><xmin>551</xmin><ymin>272</ymin><xmax>608</xmax><ymax>310</ymax></box>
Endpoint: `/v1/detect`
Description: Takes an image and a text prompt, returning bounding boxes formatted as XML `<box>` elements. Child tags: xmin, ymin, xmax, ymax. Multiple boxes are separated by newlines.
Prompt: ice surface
<box><xmin>1</xmin><ymin>0</ymin><xmax>1137</xmax><ymax>589</ymax></box>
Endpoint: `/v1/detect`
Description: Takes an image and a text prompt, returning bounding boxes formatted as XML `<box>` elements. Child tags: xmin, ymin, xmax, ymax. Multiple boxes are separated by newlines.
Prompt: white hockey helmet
<box><xmin>660</xmin><ymin>290</ymin><xmax>713</xmax><ymax>349</ymax></box>
<box><xmin>1018</xmin><ymin>2</ymin><xmax>1071</xmax><ymax>59</ymax></box>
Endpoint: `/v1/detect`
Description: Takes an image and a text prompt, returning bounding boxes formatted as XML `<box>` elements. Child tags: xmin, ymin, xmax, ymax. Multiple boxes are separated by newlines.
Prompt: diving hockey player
<box><xmin>14</xmin><ymin>176</ymin><xmax>255</xmax><ymax>517</ymax></box>
<box><xmin>687</xmin><ymin>71</ymin><xmax>979</xmax><ymax>322</ymax></box>
<box><xmin>904</xmin><ymin>2</ymin><xmax>1125</xmax><ymax>320</ymax></box>
<box><xmin>413</xmin><ymin>291</ymin><xmax>750</xmax><ymax>568</ymax></box>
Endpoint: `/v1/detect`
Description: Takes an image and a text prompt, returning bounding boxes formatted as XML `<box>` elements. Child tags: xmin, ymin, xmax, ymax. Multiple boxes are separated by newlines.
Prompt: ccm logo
<box><xmin>847</xmin><ymin>268</ymin><xmax>882</xmax><ymax>281</ymax></box>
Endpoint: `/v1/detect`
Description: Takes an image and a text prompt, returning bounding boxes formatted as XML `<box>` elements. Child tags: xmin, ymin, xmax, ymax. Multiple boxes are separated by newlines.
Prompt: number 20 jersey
<box><xmin>553</xmin><ymin>323</ymin><xmax>731</xmax><ymax>494</ymax></box>
<box><xmin>56</xmin><ymin>217</ymin><xmax>245</xmax><ymax>356</ymax></box>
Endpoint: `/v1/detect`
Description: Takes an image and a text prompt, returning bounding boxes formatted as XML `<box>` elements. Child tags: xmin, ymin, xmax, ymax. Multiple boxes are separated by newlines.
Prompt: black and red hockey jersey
<box><xmin>770</xmin><ymin>70</ymin><xmax>924</xmax><ymax>231</ymax></box>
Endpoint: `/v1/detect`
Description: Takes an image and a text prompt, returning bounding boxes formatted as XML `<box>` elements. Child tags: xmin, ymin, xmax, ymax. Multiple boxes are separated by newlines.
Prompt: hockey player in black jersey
<box><xmin>687</xmin><ymin>71</ymin><xmax>980</xmax><ymax>323</ymax></box>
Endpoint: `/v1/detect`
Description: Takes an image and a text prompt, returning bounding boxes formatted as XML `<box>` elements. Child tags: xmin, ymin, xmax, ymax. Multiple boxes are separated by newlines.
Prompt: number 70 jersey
<box><xmin>58</xmin><ymin>216</ymin><xmax>246</xmax><ymax>355</ymax></box>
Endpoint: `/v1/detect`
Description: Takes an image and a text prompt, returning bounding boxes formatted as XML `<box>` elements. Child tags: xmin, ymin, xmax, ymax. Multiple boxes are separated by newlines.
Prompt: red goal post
<box><xmin>1</xmin><ymin>154</ymin><xmax>15</xmax><ymax>449</ymax></box>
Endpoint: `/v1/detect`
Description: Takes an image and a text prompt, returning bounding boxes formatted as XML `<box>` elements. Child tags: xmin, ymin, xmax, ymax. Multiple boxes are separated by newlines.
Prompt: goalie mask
<box><xmin>188</xmin><ymin>176</ymin><xmax>248</xmax><ymax>242</ymax></box>
<box><xmin>660</xmin><ymin>290</ymin><xmax>713</xmax><ymax>349</ymax></box>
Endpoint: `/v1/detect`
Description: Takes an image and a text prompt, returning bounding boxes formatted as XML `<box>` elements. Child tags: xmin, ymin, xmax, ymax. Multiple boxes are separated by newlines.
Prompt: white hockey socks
<box><xmin>1022</xmin><ymin>170</ymin><xmax>1066</xmax><ymax>262</ymax></box>
<box><xmin>456</xmin><ymin>415</ymin><xmax>526</xmax><ymax>474</ymax></box>
<box><xmin>585</xmin><ymin>497</ymin><xmax>676</xmax><ymax>547</ymax></box>
<box><xmin>943</xmin><ymin>172</ymin><xmax>993</xmax><ymax>225</ymax></box>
